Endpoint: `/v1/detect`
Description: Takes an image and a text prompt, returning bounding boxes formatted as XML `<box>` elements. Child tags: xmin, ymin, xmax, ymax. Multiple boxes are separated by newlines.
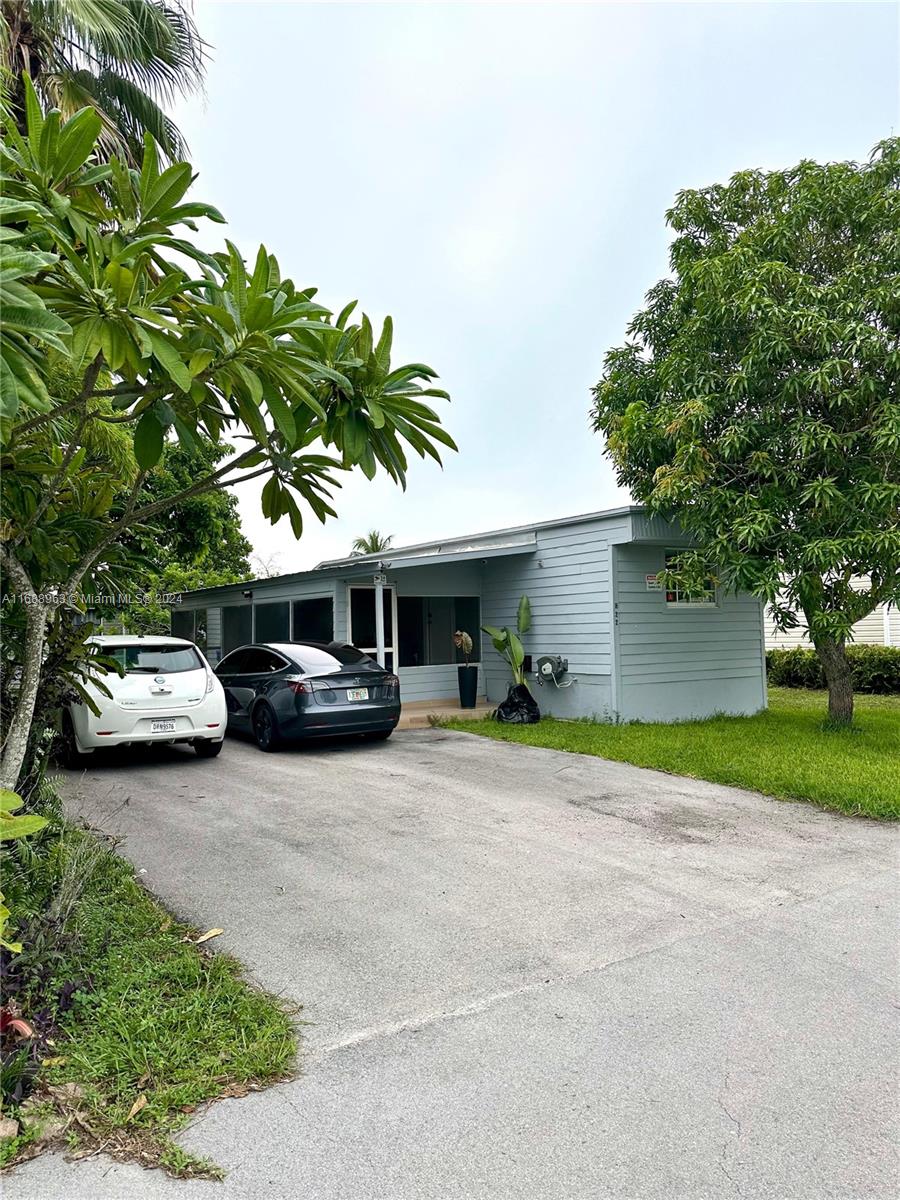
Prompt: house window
<box><xmin>397</xmin><ymin>596</ymin><xmax>481</xmax><ymax>667</ymax></box>
<box><xmin>170</xmin><ymin>607</ymin><xmax>207</xmax><ymax>649</ymax></box>
<box><xmin>293</xmin><ymin>597</ymin><xmax>334</xmax><ymax>643</ymax></box>
<box><xmin>663</xmin><ymin>554</ymin><xmax>716</xmax><ymax>606</ymax></box>
<box><xmin>254</xmin><ymin>601</ymin><xmax>290</xmax><ymax>642</ymax></box>
<box><xmin>222</xmin><ymin>604</ymin><xmax>252</xmax><ymax>652</ymax></box>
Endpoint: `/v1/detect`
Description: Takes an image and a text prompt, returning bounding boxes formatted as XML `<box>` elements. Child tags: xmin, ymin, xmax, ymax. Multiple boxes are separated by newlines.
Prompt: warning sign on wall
<box><xmin>645</xmin><ymin>574</ymin><xmax>662</xmax><ymax>591</ymax></box>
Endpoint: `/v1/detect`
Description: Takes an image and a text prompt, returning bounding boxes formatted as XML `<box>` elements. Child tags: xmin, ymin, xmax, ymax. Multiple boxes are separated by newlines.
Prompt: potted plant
<box><xmin>453</xmin><ymin>630</ymin><xmax>478</xmax><ymax>709</ymax></box>
<box><xmin>482</xmin><ymin>595</ymin><xmax>540</xmax><ymax>723</ymax></box>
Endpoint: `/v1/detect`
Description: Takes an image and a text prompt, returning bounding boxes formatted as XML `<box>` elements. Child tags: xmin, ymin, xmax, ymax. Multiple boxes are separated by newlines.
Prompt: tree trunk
<box><xmin>1</xmin><ymin>598</ymin><xmax>49</xmax><ymax>790</ymax></box>
<box><xmin>815</xmin><ymin>637</ymin><xmax>854</xmax><ymax>727</ymax></box>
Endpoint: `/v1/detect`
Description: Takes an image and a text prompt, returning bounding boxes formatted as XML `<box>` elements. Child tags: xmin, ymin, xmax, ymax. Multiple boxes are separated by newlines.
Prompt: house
<box><xmin>172</xmin><ymin>506</ymin><xmax>767</xmax><ymax>723</ymax></box>
<box><xmin>765</xmin><ymin>588</ymin><xmax>898</xmax><ymax>650</ymax></box>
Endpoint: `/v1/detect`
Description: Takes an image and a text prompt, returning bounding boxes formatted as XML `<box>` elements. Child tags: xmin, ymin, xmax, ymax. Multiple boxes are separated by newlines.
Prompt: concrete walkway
<box><xmin>7</xmin><ymin>730</ymin><xmax>898</xmax><ymax>1199</ymax></box>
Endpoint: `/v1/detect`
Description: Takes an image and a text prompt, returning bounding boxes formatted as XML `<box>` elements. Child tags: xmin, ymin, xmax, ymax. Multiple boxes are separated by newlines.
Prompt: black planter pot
<box><xmin>457</xmin><ymin>665</ymin><xmax>478</xmax><ymax>709</ymax></box>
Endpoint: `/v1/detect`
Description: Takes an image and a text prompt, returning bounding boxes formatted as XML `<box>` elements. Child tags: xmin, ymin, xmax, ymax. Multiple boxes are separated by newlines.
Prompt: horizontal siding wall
<box><xmin>615</xmin><ymin>546</ymin><xmax>765</xmax><ymax>721</ymax></box>
<box><xmin>480</xmin><ymin>516</ymin><xmax>628</xmax><ymax>720</ymax></box>
<box><xmin>765</xmin><ymin>602</ymin><xmax>897</xmax><ymax>648</ymax></box>
<box><xmin>397</xmin><ymin>664</ymin><xmax>481</xmax><ymax>703</ymax></box>
<box><xmin>206</xmin><ymin>607</ymin><xmax>222</xmax><ymax>659</ymax></box>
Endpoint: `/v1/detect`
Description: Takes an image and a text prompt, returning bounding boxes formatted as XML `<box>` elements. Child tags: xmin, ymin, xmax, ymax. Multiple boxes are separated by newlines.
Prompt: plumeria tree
<box><xmin>0</xmin><ymin>82</ymin><xmax>455</xmax><ymax>786</ymax></box>
<box><xmin>592</xmin><ymin>139</ymin><xmax>900</xmax><ymax>726</ymax></box>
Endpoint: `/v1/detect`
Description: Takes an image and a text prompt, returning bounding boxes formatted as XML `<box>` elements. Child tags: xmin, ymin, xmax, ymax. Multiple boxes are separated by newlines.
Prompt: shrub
<box><xmin>766</xmin><ymin>646</ymin><xmax>900</xmax><ymax>694</ymax></box>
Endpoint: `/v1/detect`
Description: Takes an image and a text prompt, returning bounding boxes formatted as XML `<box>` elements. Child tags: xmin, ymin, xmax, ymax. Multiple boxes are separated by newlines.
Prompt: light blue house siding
<box><xmin>173</xmin><ymin>506</ymin><xmax>767</xmax><ymax>724</ymax></box>
<box><xmin>479</xmin><ymin>511</ymin><xmax>630</xmax><ymax>719</ymax></box>
<box><xmin>612</xmin><ymin>544</ymin><xmax>767</xmax><ymax>722</ymax></box>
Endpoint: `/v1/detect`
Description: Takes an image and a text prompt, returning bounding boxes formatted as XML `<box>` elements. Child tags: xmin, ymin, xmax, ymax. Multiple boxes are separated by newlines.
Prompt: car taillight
<box><xmin>287</xmin><ymin>680</ymin><xmax>310</xmax><ymax>695</ymax></box>
<box><xmin>206</xmin><ymin>670</ymin><xmax>214</xmax><ymax>694</ymax></box>
<box><xmin>385</xmin><ymin>674</ymin><xmax>400</xmax><ymax>689</ymax></box>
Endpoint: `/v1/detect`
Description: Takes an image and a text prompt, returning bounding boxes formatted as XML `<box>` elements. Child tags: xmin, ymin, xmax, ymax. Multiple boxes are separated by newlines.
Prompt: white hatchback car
<box><xmin>61</xmin><ymin>635</ymin><xmax>227</xmax><ymax>766</ymax></box>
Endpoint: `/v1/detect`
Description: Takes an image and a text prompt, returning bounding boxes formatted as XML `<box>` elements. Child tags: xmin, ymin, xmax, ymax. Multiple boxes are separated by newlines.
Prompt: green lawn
<box><xmin>445</xmin><ymin>688</ymin><xmax>900</xmax><ymax>820</ymax></box>
<box><xmin>3</xmin><ymin>827</ymin><xmax>296</xmax><ymax>1178</ymax></box>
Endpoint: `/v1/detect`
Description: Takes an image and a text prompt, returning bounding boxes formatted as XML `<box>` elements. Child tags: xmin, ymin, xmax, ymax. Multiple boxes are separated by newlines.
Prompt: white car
<box><xmin>61</xmin><ymin>635</ymin><xmax>227</xmax><ymax>766</ymax></box>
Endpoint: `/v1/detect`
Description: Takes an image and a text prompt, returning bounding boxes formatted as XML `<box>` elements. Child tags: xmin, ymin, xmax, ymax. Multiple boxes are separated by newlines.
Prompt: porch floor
<box><xmin>397</xmin><ymin>697</ymin><xmax>493</xmax><ymax>730</ymax></box>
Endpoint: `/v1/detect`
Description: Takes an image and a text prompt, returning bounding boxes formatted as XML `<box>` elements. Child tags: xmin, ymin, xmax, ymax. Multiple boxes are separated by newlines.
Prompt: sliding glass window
<box><xmin>170</xmin><ymin>607</ymin><xmax>207</xmax><ymax>649</ymax></box>
<box><xmin>254</xmin><ymin>601</ymin><xmax>290</xmax><ymax>642</ymax></box>
<box><xmin>397</xmin><ymin>596</ymin><xmax>480</xmax><ymax>667</ymax></box>
<box><xmin>293</xmin><ymin>597</ymin><xmax>334</xmax><ymax>643</ymax></box>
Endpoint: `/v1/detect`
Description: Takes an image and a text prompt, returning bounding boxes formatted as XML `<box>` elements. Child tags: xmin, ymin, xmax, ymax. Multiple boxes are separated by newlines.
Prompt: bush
<box><xmin>766</xmin><ymin>646</ymin><xmax>900</xmax><ymax>694</ymax></box>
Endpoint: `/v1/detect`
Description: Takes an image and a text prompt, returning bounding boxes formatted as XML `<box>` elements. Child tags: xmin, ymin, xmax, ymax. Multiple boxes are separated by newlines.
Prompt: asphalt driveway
<box><xmin>8</xmin><ymin>730</ymin><xmax>899</xmax><ymax>1199</ymax></box>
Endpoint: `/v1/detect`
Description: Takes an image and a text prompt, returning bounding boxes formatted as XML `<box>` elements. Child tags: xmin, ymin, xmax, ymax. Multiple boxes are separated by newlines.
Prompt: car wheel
<box><xmin>60</xmin><ymin>712</ymin><xmax>92</xmax><ymax>769</ymax></box>
<box><xmin>252</xmin><ymin>704</ymin><xmax>280</xmax><ymax>752</ymax></box>
<box><xmin>195</xmin><ymin>739</ymin><xmax>224</xmax><ymax>758</ymax></box>
<box><xmin>363</xmin><ymin>729</ymin><xmax>392</xmax><ymax>742</ymax></box>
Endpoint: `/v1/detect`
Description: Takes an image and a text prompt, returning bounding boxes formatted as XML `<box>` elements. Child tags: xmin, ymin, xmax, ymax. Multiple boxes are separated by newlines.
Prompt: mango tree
<box><xmin>592</xmin><ymin>139</ymin><xmax>899</xmax><ymax>726</ymax></box>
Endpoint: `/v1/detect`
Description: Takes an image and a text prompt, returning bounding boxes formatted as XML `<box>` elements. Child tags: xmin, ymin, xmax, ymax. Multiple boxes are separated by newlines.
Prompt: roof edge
<box><xmin>177</xmin><ymin>505</ymin><xmax>643</xmax><ymax>598</ymax></box>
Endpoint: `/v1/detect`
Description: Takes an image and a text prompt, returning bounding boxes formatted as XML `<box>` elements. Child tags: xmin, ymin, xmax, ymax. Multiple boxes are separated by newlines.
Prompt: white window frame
<box><xmin>663</xmin><ymin>552</ymin><xmax>718</xmax><ymax>609</ymax></box>
<box><xmin>347</xmin><ymin>584</ymin><xmax>399</xmax><ymax>666</ymax></box>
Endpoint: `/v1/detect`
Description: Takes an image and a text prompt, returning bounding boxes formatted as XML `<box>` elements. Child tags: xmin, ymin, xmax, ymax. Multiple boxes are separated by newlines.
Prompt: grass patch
<box><xmin>2</xmin><ymin>827</ymin><xmax>296</xmax><ymax>1178</ymax></box>
<box><xmin>445</xmin><ymin>688</ymin><xmax>900</xmax><ymax>820</ymax></box>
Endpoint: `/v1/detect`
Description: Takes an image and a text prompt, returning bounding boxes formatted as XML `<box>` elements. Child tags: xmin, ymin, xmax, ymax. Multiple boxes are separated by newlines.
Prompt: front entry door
<box><xmin>348</xmin><ymin>586</ymin><xmax>397</xmax><ymax>670</ymax></box>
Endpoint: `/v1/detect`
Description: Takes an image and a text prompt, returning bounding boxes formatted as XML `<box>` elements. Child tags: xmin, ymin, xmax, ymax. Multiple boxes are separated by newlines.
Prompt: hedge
<box><xmin>766</xmin><ymin>646</ymin><xmax>900</xmax><ymax>694</ymax></box>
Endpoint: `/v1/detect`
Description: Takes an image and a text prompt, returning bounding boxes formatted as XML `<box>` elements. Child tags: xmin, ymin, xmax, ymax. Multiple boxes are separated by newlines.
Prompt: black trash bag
<box><xmin>494</xmin><ymin>684</ymin><xmax>540</xmax><ymax>724</ymax></box>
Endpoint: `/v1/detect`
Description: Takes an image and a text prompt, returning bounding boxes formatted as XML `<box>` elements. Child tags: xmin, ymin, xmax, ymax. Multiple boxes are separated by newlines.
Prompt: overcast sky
<box><xmin>173</xmin><ymin>1</ymin><xmax>898</xmax><ymax>573</ymax></box>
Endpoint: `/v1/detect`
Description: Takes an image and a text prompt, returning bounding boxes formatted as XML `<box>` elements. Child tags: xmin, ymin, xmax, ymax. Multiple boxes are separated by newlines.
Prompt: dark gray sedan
<box><xmin>214</xmin><ymin>642</ymin><xmax>401</xmax><ymax>750</ymax></box>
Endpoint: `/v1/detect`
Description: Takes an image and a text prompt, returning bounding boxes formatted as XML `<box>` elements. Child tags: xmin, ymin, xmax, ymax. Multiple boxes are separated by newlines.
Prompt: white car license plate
<box><xmin>347</xmin><ymin>688</ymin><xmax>369</xmax><ymax>702</ymax></box>
<box><xmin>151</xmin><ymin>719</ymin><xmax>177</xmax><ymax>734</ymax></box>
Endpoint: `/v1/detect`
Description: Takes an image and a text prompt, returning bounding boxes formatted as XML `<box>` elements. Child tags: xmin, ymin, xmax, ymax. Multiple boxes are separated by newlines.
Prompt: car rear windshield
<box><xmin>105</xmin><ymin>644</ymin><xmax>204</xmax><ymax>674</ymax></box>
<box><xmin>273</xmin><ymin>644</ymin><xmax>373</xmax><ymax>674</ymax></box>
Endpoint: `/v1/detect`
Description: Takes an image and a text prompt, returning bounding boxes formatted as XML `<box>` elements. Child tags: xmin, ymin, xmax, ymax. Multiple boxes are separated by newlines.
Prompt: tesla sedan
<box><xmin>214</xmin><ymin>641</ymin><xmax>401</xmax><ymax>750</ymax></box>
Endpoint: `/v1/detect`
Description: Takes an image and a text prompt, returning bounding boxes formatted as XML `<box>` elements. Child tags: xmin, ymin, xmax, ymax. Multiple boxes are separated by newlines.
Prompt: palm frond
<box><xmin>92</xmin><ymin>68</ymin><xmax>186</xmax><ymax>161</ymax></box>
<box><xmin>5</xmin><ymin>1</ymin><xmax>204</xmax><ymax>162</ymax></box>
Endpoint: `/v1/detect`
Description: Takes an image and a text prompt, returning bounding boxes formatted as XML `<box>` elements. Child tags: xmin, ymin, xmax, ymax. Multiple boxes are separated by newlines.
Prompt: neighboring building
<box><xmin>765</xmin><ymin>586</ymin><xmax>898</xmax><ymax>650</ymax></box>
<box><xmin>173</xmin><ymin>506</ymin><xmax>767</xmax><ymax>723</ymax></box>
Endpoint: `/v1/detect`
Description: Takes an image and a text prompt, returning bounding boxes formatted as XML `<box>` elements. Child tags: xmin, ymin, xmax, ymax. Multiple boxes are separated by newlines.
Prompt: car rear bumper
<box><xmin>71</xmin><ymin>697</ymin><xmax>228</xmax><ymax>750</ymax></box>
<box><xmin>281</xmin><ymin>703</ymin><xmax>401</xmax><ymax>740</ymax></box>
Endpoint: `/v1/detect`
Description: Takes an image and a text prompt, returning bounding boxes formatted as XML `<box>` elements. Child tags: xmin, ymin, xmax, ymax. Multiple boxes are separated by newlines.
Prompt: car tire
<box><xmin>363</xmin><ymin>729</ymin><xmax>392</xmax><ymax>742</ymax></box>
<box><xmin>195</xmin><ymin>739</ymin><xmax>224</xmax><ymax>758</ymax></box>
<box><xmin>252</xmin><ymin>704</ymin><xmax>281</xmax><ymax>752</ymax></box>
<box><xmin>60</xmin><ymin>712</ymin><xmax>92</xmax><ymax>769</ymax></box>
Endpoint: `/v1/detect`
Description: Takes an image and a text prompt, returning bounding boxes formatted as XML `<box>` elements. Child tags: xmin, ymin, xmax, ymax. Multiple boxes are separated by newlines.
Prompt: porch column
<box><xmin>374</xmin><ymin>575</ymin><xmax>385</xmax><ymax>666</ymax></box>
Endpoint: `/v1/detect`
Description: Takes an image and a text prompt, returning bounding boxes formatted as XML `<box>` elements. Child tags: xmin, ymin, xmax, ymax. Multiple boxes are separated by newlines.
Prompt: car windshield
<box><xmin>105</xmin><ymin>644</ymin><xmax>203</xmax><ymax>674</ymax></box>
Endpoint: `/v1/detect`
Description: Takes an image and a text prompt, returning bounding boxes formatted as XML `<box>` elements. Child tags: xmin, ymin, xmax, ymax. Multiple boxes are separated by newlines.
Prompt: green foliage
<box><xmin>350</xmin><ymin>529</ymin><xmax>393</xmax><ymax>555</ymax></box>
<box><xmin>0</xmin><ymin>787</ymin><xmax>48</xmax><ymax>840</ymax></box>
<box><xmin>129</xmin><ymin>440</ymin><xmax>252</xmax><ymax>577</ymax></box>
<box><xmin>767</xmin><ymin>646</ymin><xmax>900</xmax><ymax>694</ymax></box>
<box><xmin>591</xmin><ymin>140</ymin><xmax>900</xmax><ymax>695</ymax></box>
<box><xmin>0</xmin><ymin>788</ymin><xmax>48</xmax><ymax>952</ymax></box>
<box><xmin>2</xmin><ymin>811</ymin><xmax>295</xmax><ymax>1176</ymax></box>
<box><xmin>517</xmin><ymin>594</ymin><xmax>532</xmax><ymax>635</ymax></box>
<box><xmin>447</xmin><ymin>689</ymin><xmax>900</xmax><ymax>820</ymax></box>
<box><xmin>482</xmin><ymin>594</ymin><xmax>532</xmax><ymax>686</ymax></box>
<box><xmin>0</xmin><ymin>87</ymin><xmax>453</xmax><ymax>786</ymax></box>
<box><xmin>112</xmin><ymin>562</ymin><xmax>246</xmax><ymax>636</ymax></box>
<box><xmin>2</xmin><ymin>0</ymin><xmax>206</xmax><ymax>163</ymax></box>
